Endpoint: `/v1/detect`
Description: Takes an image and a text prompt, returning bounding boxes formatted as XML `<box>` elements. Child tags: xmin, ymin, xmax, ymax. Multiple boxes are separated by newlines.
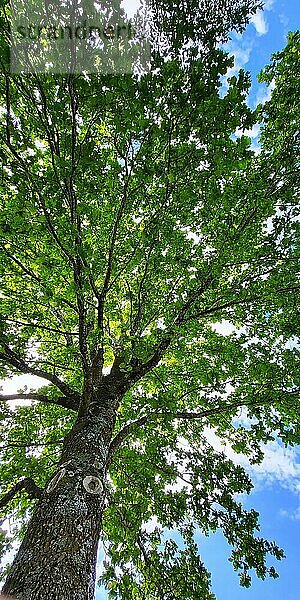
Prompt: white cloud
<box><xmin>280</xmin><ymin>506</ymin><xmax>300</xmax><ymax>521</ymax></box>
<box><xmin>232</xmin><ymin>406</ymin><xmax>257</xmax><ymax>429</ymax></box>
<box><xmin>141</xmin><ymin>515</ymin><xmax>163</xmax><ymax>533</ymax></box>
<box><xmin>121</xmin><ymin>0</ymin><xmax>141</xmax><ymax>19</ymax></box>
<box><xmin>211</xmin><ymin>320</ymin><xmax>237</xmax><ymax>336</ymax></box>
<box><xmin>284</xmin><ymin>336</ymin><xmax>300</xmax><ymax>351</ymax></box>
<box><xmin>250</xmin><ymin>10</ymin><xmax>268</xmax><ymax>35</ymax></box>
<box><xmin>234</xmin><ymin>122</ymin><xmax>262</xmax><ymax>153</ymax></box>
<box><xmin>235</xmin><ymin>123</ymin><xmax>261</xmax><ymax>140</ymax></box>
<box><xmin>0</xmin><ymin>374</ymin><xmax>44</xmax><ymax>394</ymax></box>
<box><xmin>211</xmin><ymin>319</ymin><xmax>248</xmax><ymax>337</ymax></box>
<box><xmin>204</xmin><ymin>427</ymin><xmax>300</xmax><ymax>493</ymax></box>
<box><xmin>255</xmin><ymin>78</ymin><xmax>276</xmax><ymax>107</ymax></box>
<box><xmin>251</xmin><ymin>442</ymin><xmax>300</xmax><ymax>488</ymax></box>
<box><xmin>263</xmin><ymin>0</ymin><xmax>275</xmax><ymax>9</ymax></box>
<box><xmin>219</xmin><ymin>37</ymin><xmax>254</xmax><ymax>97</ymax></box>
<box><xmin>224</xmin><ymin>41</ymin><xmax>253</xmax><ymax>78</ymax></box>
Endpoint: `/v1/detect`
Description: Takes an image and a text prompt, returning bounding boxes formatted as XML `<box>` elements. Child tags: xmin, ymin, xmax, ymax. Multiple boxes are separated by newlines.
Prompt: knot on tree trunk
<box><xmin>82</xmin><ymin>476</ymin><xmax>103</xmax><ymax>494</ymax></box>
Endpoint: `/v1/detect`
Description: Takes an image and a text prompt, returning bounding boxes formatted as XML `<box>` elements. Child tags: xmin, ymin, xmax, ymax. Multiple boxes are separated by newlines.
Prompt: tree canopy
<box><xmin>0</xmin><ymin>0</ymin><xmax>299</xmax><ymax>596</ymax></box>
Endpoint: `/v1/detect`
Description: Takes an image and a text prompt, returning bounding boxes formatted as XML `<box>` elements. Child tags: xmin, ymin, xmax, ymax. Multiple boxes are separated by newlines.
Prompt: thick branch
<box><xmin>0</xmin><ymin>478</ymin><xmax>43</xmax><ymax>511</ymax></box>
<box><xmin>97</xmin><ymin>171</ymin><xmax>130</xmax><ymax>331</ymax></box>
<box><xmin>0</xmin><ymin>343</ymin><xmax>78</xmax><ymax>399</ymax></box>
<box><xmin>128</xmin><ymin>280</ymin><xmax>212</xmax><ymax>383</ymax></box>
<box><xmin>0</xmin><ymin>393</ymin><xmax>78</xmax><ymax>412</ymax></box>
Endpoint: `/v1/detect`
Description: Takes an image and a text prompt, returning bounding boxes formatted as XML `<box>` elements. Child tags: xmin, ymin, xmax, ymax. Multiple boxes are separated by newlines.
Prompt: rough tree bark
<box><xmin>2</xmin><ymin>394</ymin><xmax>119</xmax><ymax>600</ymax></box>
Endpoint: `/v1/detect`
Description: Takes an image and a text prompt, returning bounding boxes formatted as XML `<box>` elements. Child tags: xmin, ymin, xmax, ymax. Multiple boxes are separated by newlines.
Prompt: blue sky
<box><xmin>194</xmin><ymin>436</ymin><xmax>300</xmax><ymax>600</ymax></box>
<box><xmin>0</xmin><ymin>1</ymin><xmax>298</xmax><ymax>598</ymax></box>
<box><xmin>96</xmin><ymin>435</ymin><xmax>300</xmax><ymax>600</ymax></box>
<box><xmin>96</xmin><ymin>1</ymin><xmax>300</xmax><ymax>598</ymax></box>
<box><xmin>225</xmin><ymin>0</ymin><xmax>300</xmax><ymax>108</ymax></box>
<box><xmin>186</xmin><ymin>3</ymin><xmax>300</xmax><ymax>597</ymax></box>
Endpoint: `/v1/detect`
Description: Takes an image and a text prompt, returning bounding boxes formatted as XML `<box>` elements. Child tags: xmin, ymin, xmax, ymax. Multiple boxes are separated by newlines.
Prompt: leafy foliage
<box><xmin>0</xmin><ymin>0</ymin><xmax>299</xmax><ymax>596</ymax></box>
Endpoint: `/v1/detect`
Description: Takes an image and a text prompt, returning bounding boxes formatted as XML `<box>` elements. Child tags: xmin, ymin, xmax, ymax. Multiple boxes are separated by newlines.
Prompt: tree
<box><xmin>0</xmin><ymin>0</ymin><xmax>299</xmax><ymax>595</ymax></box>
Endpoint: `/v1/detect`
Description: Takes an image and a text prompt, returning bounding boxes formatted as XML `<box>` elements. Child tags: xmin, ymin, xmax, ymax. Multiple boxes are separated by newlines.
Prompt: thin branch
<box><xmin>0</xmin><ymin>245</ymin><xmax>42</xmax><ymax>284</ymax></box>
<box><xmin>128</xmin><ymin>267</ymin><xmax>299</xmax><ymax>386</ymax></box>
<box><xmin>0</xmin><ymin>244</ymin><xmax>77</xmax><ymax>314</ymax></box>
<box><xmin>2</xmin><ymin>318</ymin><xmax>79</xmax><ymax>337</ymax></box>
<box><xmin>0</xmin><ymin>440</ymin><xmax>63</xmax><ymax>449</ymax></box>
<box><xmin>25</xmin><ymin>359</ymin><xmax>76</xmax><ymax>373</ymax></box>
<box><xmin>0</xmin><ymin>243</ymin><xmax>77</xmax><ymax>313</ymax></box>
<box><xmin>107</xmin><ymin>393</ymin><xmax>296</xmax><ymax>462</ymax></box>
<box><xmin>0</xmin><ymin>107</ymin><xmax>75</xmax><ymax>266</ymax></box>
<box><xmin>107</xmin><ymin>241</ymin><xmax>140</xmax><ymax>291</ymax></box>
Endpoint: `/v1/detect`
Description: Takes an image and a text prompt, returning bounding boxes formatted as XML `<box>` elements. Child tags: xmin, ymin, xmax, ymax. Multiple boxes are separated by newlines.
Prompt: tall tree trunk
<box><xmin>2</xmin><ymin>404</ymin><xmax>116</xmax><ymax>600</ymax></box>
